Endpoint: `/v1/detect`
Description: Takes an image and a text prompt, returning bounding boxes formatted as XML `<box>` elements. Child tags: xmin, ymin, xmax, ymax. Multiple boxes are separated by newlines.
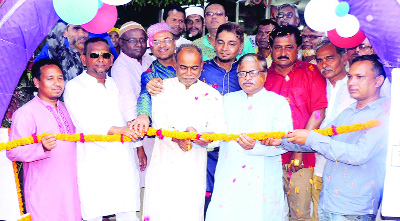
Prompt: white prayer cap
<box><xmin>185</xmin><ymin>6</ymin><xmax>204</xmax><ymax>18</ymax></box>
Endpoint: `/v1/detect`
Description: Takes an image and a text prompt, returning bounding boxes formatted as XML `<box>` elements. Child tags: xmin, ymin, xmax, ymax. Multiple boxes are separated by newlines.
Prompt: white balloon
<box><xmin>100</xmin><ymin>0</ymin><xmax>131</xmax><ymax>6</ymax></box>
<box><xmin>336</xmin><ymin>14</ymin><xmax>360</xmax><ymax>38</ymax></box>
<box><xmin>304</xmin><ymin>0</ymin><xmax>339</xmax><ymax>32</ymax></box>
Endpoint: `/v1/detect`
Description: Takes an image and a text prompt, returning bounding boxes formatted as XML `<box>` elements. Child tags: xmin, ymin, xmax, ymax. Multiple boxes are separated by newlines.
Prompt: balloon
<box><xmin>81</xmin><ymin>4</ymin><xmax>118</xmax><ymax>34</ymax></box>
<box><xmin>328</xmin><ymin>29</ymin><xmax>366</xmax><ymax>48</ymax></box>
<box><xmin>53</xmin><ymin>0</ymin><xmax>98</xmax><ymax>25</ymax></box>
<box><xmin>100</xmin><ymin>0</ymin><xmax>131</xmax><ymax>6</ymax></box>
<box><xmin>98</xmin><ymin>0</ymin><xmax>103</xmax><ymax>9</ymax></box>
<box><xmin>335</xmin><ymin>2</ymin><xmax>350</xmax><ymax>17</ymax></box>
<box><xmin>336</xmin><ymin>14</ymin><xmax>360</xmax><ymax>37</ymax></box>
<box><xmin>304</xmin><ymin>0</ymin><xmax>339</xmax><ymax>32</ymax></box>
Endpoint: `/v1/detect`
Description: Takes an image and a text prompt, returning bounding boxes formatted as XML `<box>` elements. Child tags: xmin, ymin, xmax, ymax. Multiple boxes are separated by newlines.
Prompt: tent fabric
<box><xmin>0</xmin><ymin>0</ymin><xmax>59</xmax><ymax>123</ymax></box>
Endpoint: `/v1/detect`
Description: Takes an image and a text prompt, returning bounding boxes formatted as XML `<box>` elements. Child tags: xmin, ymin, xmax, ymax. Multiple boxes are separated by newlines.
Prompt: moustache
<box><xmin>241</xmin><ymin>80</ymin><xmax>256</xmax><ymax>85</ymax></box>
<box><xmin>189</xmin><ymin>27</ymin><xmax>200</xmax><ymax>32</ymax></box>
<box><xmin>278</xmin><ymin>56</ymin><xmax>290</xmax><ymax>59</ymax></box>
<box><xmin>322</xmin><ymin>67</ymin><xmax>334</xmax><ymax>73</ymax></box>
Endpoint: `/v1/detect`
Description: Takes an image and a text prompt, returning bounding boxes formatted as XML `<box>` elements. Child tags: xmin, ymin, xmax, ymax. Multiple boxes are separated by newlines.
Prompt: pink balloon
<box><xmin>82</xmin><ymin>4</ymin><xmax>117</xmax><ymax>34</ymax></box>
<box><xmin>327</xmin><ymin>29</ymin><xmax>366</xmax><ymax>49</ymax></box>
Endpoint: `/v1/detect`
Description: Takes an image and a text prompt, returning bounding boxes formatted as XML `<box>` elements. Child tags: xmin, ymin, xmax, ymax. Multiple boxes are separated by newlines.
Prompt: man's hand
<box><xmin>172</xmin><ymin>138</ymin><xmax>192</xmax><ymax>152</ymax></box>
<box><xmin>261</xmin><ymin>137</ymin><xmax>283</xmax><ymax>146</ymax></box>
<box><xmin>108</xmin><ymin>126</ymin><xmax>139</xmax><ymax>141</ymax></box>
<box><xmin>42</xmin><ymin>134</ymin><xmax>57</xmax><ymax>151</ymax></box>
<box><xmin>237</xmin><ymin>134</ymin><xmax>256</xmax><ymax>150</ymax></box>
<box><xmin>147</xmin><ymin>78</ymin><xmax>163</xmax><ymax>96</ymax></box>
<box><xmin>137</xmin><ymin>146</ymin><xmax>147</xmax><ymax>171</ymax></box>
<box><xmin>287</xmin><ymin>129</ymin><xmax>311</xmax><ymax>145</ymax></box>
<box><xmin>187</xmin><ymin>127</ymin><xmax>212</xmax><ymax>147</ymax></box>
<box><xmin>130</xmin><ymin>114</ymin><xmax>150</xmax><ymax>136</ymax></box>
<box><xmin>288</xmin><ymin>152</ymin><xmax>303</xmax><ymax>173</ymax></box>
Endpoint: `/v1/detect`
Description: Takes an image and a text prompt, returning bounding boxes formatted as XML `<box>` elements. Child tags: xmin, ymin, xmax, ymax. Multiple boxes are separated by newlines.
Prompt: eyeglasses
<box><xmin>205</xmin><ymin>11</ymin><xmax>225</xmax><ymax>17</ymax></box>
<box><xmin>152</xmin><ymin>38</ymin><xmax>173</xmax><ymax>46</ymax></box>
<box><xmin>89</xmin><ymin>52</ymin><xmax>112</xmax><ymax>59</ymax></box>
<box><xmin>237</xmin><ymin>70</ymin><xmax>263</xmax><ymax>78</ymax></box>
<box><xmin>120</xmin><ymin>38</ymin><xmax>146</xmax><ymax>44</ymax></box>
<box><xmin>357</xmin><ymin>44</ymin><xmax>372</xmax><ymax>50</ymax></box>
<box><xmin>301</xmin><ymin>34</ymin><xmax>324</xmax><ymax>39</ymax></box>
<box><xmin>277</xmin><ymin>12</ymin><xmax>294</xmax><ymax>19</ymax></box>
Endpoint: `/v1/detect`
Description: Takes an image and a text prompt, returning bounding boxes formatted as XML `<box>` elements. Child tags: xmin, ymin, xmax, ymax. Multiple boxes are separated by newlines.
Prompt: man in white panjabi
<box><xmin>64</xmin><ymin>37</ymin><xmax>140</xmax><ymax>221</ymax></box>
<box><xmin>206</xmin><ymin>53</ymin><xmax>293</xmax><ymax>221</ymax></box>
<box><xmin>142</xmin><ymin>44</ymin><xmax>226</xmax><ymax>221</ymax></box>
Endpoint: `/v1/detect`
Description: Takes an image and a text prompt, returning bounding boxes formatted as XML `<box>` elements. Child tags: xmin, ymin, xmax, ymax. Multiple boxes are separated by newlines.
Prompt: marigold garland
<box><xmin>12</xmin><ymin>161</ymin><xmax>24</xmax><ymax>216</ymax></box>
<box><xmin>0</xmin><ymin>120</ymin><xmax>380</xmax><ymax>152</ymax></box>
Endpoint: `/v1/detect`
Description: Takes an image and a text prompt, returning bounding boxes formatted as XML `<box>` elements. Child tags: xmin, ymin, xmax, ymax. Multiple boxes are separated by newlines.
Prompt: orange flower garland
<box><xmin>12</xmin><ymin>161</ymin><xmax>24</xmax><ymax>215</ymax></box>
<box><xmin>0</xmin><ymin>120</ymin><xmax>380</xmax><ymax>152</ymax></box>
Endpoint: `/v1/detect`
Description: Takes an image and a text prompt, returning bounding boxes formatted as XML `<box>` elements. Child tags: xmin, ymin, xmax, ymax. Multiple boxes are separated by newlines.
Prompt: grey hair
<box><xmin>315</xmin><ymin>39</ymin><xmax>346</xmax><ymax>56</ymax></box>
<box><xmin>278</xmin><ymin>4</ymin><xmax>300</xmax><ymax>19</ymax></box>
<box><xmin>174</xmin><ymin>44</ymin><xmax>203</xmax><ymax>63</ymax></box>
<box><xmin>237</xmin><ymin>53</ymin><xmax>268</xmax><ymax>72</ymax></box>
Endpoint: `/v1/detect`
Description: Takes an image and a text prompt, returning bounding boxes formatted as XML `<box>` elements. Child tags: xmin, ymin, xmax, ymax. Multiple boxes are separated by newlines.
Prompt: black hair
<box><xmin>31</xmin><ymin>59</ymin><xmax>63</xmax><ymax>80</ymax></box>
<box><xmin>163</xmin><ymin>5</ymin><xmax>185</xmax><ymax>21</ymax></box>
<box><xmin>268</xmin><ymin>25</ymin><xmax>302</xmax><ymax>48</ymax></box>
<box><xmin>83</xmin><ymin>37</ymin><xmax>109</xmax><ymax>55</ymax></box>
<box><xmin>352</xmin><ymin>54</ymin><xmax>386</xmax><ymax>78</ymax></box>
<box><xmin>205</xmin><ymin>1</ymin><xmax>226</xmax><ymax>13</ymax></box>
<box><xmin>216</xmin><ymin>22</ymin><xmax>244</xmax><ymax>44</ymax></box>
<box><xmin>255</xmin><ymin>19</ymin><xmax>278</xmax><ymax>34</ymax></box>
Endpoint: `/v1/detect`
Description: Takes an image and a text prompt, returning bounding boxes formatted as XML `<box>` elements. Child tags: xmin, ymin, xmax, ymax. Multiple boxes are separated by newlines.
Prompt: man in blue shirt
<box><xmin>268</xmin><ymin>55</ymin><xmax>389</xmax><ymax>220</ymax></box>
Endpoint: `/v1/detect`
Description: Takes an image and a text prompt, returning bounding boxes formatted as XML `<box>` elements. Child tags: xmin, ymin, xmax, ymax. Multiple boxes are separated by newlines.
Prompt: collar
<box><xmin>210</xmin><ymin>57</ymin><xmax>238</xmax><ymax>72</ymax></box>
<box><xmin>154</xmin><ymin>59</ymin><xmax>175</xmax><ymax>72</ymax></box>
<box><xmin>203</xmin><ymin>34</ymin><xmax>213</xmax><ymax>49</ymax></box>
<box><xmin>350</xmin><ymin>97</ymin><xmax>386</xmax><ymax>111</ymax></box>
<box><xmin>119</xmin><ymin>51</ymin><xmax>141</xmax><ymax>64</ymax></box>
<box><xmin>34</xmin><ymin>95</ymin><xmax>60</xmax><ymax>109</ymax></box>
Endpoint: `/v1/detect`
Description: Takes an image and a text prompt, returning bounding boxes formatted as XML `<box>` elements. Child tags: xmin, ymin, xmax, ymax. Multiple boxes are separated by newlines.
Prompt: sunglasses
<box><xmin>89</xmin><ymin>52</ymin><xmax>112</xmax><ymax>59</ymax></box>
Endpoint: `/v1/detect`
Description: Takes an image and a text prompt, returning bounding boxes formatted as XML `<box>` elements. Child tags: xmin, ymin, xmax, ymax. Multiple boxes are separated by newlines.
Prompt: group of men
<box><xmin>6</xmin><ymin>2</ymin><xmax>390</xmax><ymax>221</ymax></box>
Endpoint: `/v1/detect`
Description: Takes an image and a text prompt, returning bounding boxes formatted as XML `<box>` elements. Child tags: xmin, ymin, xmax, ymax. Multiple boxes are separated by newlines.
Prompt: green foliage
<box><xmin>128</xmin><ymin>0</ymin><xmax>202</xmax><ymax>8</ymax></box>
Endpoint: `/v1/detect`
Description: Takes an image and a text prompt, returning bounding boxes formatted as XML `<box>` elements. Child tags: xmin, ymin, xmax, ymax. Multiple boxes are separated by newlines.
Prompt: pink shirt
<box><xmin>7</xmin><ymin>96</ymin><xmax>81</xmax><ymax>221</ymax></box>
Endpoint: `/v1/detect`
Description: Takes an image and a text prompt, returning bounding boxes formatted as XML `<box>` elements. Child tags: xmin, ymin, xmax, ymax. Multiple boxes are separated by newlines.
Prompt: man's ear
<box><xmin>375</xmin><ymin>75</ymin><xmax>385</xmax><ymax>88</ymax></box>
<box><xmin>33</xmin><ymin>77</ymin><xmax>40</xmax><ymax>88</ymax></box>
<box><xmin>238</xmin><ymin>42</ymin><xmax>244</xmax><ymax>55</ymax></box>
<box><xmin>80</xmin><ymin>55</ymin><xmax>87</xmax><ymax>66</ymax></box>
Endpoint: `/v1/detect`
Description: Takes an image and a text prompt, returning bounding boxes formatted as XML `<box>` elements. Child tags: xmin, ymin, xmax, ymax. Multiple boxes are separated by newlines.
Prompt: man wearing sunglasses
<box><xmin>206</xmin><ymin>53</ymin><xmax>292</xmax><ymax>221</ymax></box>
<box><xmin>64</xmin><ymin>37</ymin><xmax>141</xmax><ymax>221</ymax></box>
<box><xmin>276</xmin><ymin>4</ymin><xmax>301</xmax><ymax>27</ymax></box>
<box><xmin>193</xmin><ymin>2</ymin><xmax>255</xmax><ymax>61</ymax></box>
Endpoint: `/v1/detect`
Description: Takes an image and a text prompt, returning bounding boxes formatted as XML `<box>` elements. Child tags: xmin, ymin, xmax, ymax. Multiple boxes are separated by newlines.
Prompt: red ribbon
<box><xmin>332</xmin><ymin>125</ymin><xmax>338</xmax><ymax>135</ymax></box>
<box><xmin>196</xmin><ymin>134</ymin><xmax>202</xmax><ymax>140</ymax></box>
<box><xmin>80</xmin><ymin>133</ymin><xmax>85</xmax><ymax>143</ymax></box>
<box><xmin>156</xmin><ymin>129</ymin><xmax>164</xmax><ymax>139</ymax></box>
<box><xmin>121</xmin><ymin>134</ymin><xmax>124</xmax><ymax>143</ymax></box>
<box><xmin>32</xmin><ymin>133</ymin><xmax>38</xmax><ymax>143</ymax></box>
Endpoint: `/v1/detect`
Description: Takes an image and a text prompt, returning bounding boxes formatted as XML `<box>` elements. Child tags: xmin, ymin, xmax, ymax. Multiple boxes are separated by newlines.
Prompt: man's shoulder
<box><xmin>193</xmin><ymin>36</ymin><xmax>206</xmax><ymax>46</ymax></box>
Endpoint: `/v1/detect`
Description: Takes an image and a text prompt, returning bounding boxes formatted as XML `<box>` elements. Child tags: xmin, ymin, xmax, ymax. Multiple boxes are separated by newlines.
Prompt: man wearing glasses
<box><xmin>276</xmin><ymin>4</ymin><xmax>301</xmax><ymax>27</ymax></box>
<box><xmin>300</xmin><ymin>26</ymin><xmax>326</xmax><ymax>64</ymax></box>
<box><xmin>206</xmin><ymin>53</ymin><xmax>292</xmax><ymax>221</ymax></box>
<box><xmin>64</xmin><ymin>37</ymin><xmax>141</xmax><ymax>221</ymax></box>
<box><xmin>111</xmin><ymin>21</ymin><xmax>155</xmax><ymax>194</ymax></box>
<box><xmin>193</xmin><ymin>2</ymin><xmax>255</xmax><ymax>61</ymax></box>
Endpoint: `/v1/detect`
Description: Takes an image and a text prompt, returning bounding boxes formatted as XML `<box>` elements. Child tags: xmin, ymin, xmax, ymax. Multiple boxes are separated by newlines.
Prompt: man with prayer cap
<box><xmin>108</xmin><ymin>27</ymin><xmax>121</xmax><ymax>55</ymax></box>
<box><xmin>185</xmin><ymin>6</ymin><xmax>205</xmax><ymax>41</ymax></box>
<box><xmin>111</xmin><ymin>21</ymin><xmax>155</xmax><ymax>206</ymax></box>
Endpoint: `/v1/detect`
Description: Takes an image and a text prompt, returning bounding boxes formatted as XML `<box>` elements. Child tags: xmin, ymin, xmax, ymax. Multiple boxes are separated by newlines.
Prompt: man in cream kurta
<box><xmin>142</xmin><ymin>45</ymin><xmax>226</xmax><ymax>221</ymax></box>
<box><xmin>64</xmin><ymin>37</ymin><xmax>140</xmax><ymax>221</ymax></box>
<box><xmin>206</xmin><ymin>54</ymin><xmax>293</xmax><ymax>221</ymax></box>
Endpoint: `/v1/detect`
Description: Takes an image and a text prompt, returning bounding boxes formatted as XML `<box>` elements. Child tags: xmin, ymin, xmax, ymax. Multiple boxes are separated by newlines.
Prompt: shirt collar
<box><xmin>350</xmin><ymin>97</ymin><xmax>386</xmax><ymax>111</ymax></box>
<box><xmin>34</xmin><ymin>95</ymin><xmax>60</xmax><ymax>110</ymax></box>
<box><xmin>270</xmin><ymin>60</ymin><xmax>301</xmax><ymax>77</ymax></box>
<box><xmin>203</xmin><ymin>34</ymin><xmax>213</xmax><ymax>49</ymax></box>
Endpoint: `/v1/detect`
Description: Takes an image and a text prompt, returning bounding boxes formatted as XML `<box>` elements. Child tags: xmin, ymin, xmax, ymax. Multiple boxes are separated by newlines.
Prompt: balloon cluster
<box><xmin>304</xmin><ymin>0</ymin><xmax>365</xmax><ymax>48</ymax></box>
<box><xmin>53</xmin><ymin>0</ymin><xmax>130</xmax><ymax>34</ymax></box>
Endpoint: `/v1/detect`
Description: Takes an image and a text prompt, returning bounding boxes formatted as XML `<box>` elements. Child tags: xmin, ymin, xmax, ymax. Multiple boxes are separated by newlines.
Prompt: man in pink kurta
<box><xmin>6</xmin><ymin>59</ymin><xmax>81</xmax><ymax>221</ymax></box>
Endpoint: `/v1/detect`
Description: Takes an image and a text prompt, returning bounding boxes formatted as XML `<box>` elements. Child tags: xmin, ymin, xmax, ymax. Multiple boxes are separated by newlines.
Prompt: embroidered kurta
<box><xmin>206</xmin><ymin>89</ymin><xmax>293</xmax><ymax>221</ymax></box>
<box><xmin>142</xmin><ymin>77</ymin><xmax>226</xmax><ymax>221</ymax></box>
<box><xmin>64</xmin><ymin>71</ymin><xmax>140</xmax><ymax>220</ymax></box>
<box><xmin>6</xmin><ymin>96</ymin><xmax>81</xmax><ymax>221</ymax></box>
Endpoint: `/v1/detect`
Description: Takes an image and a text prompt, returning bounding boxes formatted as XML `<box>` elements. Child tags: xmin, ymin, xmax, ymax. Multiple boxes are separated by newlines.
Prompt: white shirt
<box><xmin>314</xmin><ymin>76</ymin><xmax>356</xmax><ymax>177</ymax></box>
<box><xmin>64</xmin><ymin>71</ymin><xmax>140</xmax><ymax>220</ymax></box>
